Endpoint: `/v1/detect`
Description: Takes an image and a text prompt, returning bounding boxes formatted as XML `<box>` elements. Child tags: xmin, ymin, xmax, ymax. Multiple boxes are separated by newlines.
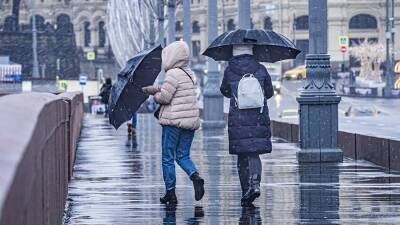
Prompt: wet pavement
<box><xmin>64</xmin><ymin>114</ymin><xmax>400</xmax><ymax>225</ymax></box>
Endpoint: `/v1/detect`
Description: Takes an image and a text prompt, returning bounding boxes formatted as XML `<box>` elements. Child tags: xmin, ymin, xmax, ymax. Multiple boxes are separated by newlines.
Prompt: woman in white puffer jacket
<box><xmin>142</xmin><ymin>41</ymin><xmax>204</xmax><ymax>205</ymax></box>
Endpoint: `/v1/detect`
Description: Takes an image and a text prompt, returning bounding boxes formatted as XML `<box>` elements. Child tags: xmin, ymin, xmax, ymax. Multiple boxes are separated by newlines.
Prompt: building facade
<box><xmin>175</xmin><ymin>0</ymin><xmax>400</xmax><ymax>71</ymax></box>
<box><xmin>0</xmin><ymin>0</ymin><xmax>118</xmax><ymax>80</ymax></box>
<box><xmin>0</xmin><ymin>0</ymin><xmax>398</xmax><ymax>76</ymax></box>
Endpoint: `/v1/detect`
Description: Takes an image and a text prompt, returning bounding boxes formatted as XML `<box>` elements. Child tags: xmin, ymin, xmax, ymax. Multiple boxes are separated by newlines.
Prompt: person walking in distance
<box><xmin>99</xmin><ymin>78</ymin><xmax>112</xmax><ymax>116</ymax></box>
<box><xmin>142</xmin><ymin>41</ymin><xmax>205</xmax><ymax>205</ymax></box>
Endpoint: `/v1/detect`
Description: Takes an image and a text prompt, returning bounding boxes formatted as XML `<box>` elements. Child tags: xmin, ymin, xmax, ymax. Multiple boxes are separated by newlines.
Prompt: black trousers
<box><xmin>237</xmin><ymin>154</ymin><xmax>262</xmax><ymax>195</ymax></box>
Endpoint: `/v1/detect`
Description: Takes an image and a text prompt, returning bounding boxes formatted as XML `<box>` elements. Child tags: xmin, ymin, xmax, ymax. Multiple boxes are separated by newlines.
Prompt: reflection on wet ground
<box><xmin>64</xmin><ymin>114</ymin><xmax>400</xmax><ymax>225</ymax></box>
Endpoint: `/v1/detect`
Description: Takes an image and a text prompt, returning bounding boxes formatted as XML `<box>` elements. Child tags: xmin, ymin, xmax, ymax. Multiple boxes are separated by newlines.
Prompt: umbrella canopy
<box><xmin>203</xmin><ymin>29</ymin><xmax>301</xmax><ymax>62</ymax></box>
<box><xmin>109</xmin><ymin>45</ymin><xmax>163</xmax><ymax>129</ymax></box>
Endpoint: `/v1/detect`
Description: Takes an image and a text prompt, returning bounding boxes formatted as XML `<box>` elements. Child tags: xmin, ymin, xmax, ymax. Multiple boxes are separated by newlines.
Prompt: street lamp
<box><xmin>203</xmin><ymin>0</ymin><xmax>225</xmax><ymax>130</ymax></box>
<box><xmin>157</xmin><ymin>0</ymin><xmax>165</xmax><ymax>46</ymax></box>
<box><xmin>182</xmin><ymin>0</ymin><xmax>191</xmax><ymax>56</ymax></box>
<box><xmin>238</xmin><ymin>0</ymin><xmax>251</xmax><ymax>29</ymax></box>
<box><xmin>296</xmin><ymin>0</ymin><xmax>343</xmax><ymax>163</ymax></box>
<box><xmin>384</xmin><ymin>0</ymin><xmax>395</xmax><ymax>97</ymax></box>
<box><xmin>167</xmin><ymin>0</ymin><xmax>175</xmax><ymax>44</ymax></box>
<box><xmin>31</xmin><ymin>0</ymin><xmax>39</xmax><ymax>78</ymax></box>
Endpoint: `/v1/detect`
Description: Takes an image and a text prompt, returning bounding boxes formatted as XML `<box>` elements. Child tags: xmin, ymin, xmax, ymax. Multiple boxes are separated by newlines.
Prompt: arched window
<box><xmin>192</xmin><ymin>40</ymin><xmax>200</xmax><ymax>58</ymax></box>
<box><xmin>83</xmin><ymin>21</ymin><xmax>91</xmax><ymax>47</ymax></box>
<box><xmin>175</xmin><ymin>21</ymin><xmax>182</xmax><ymax>32</ymax></box>
<box><xmin>192</xmin><ymin>21</ymin><xmax>200</xmax><ymax>33</ymax></box>
<box><xmin>349</xmin><ymin>14</ymin><xmax>377</xmax><ymax>29</ymax></box>
<box><xmin>98</xmin><ymin>21</ymin><xmax>106</xmax><ymax>47</ymax></box>
<box><xmin>57</xmin><ymin>14</ymin><xmax>70</xmax><ymax>25</ymax></box>
<box><xmin>4</xmin><ymin>15</ymin><xmax>18</xmax><ymax>31</ymax></box>
<box><xmin>56</xmin><ymin>14</ymin><xmax>73</xmax><ymax>33</ymax></box>
<box><xmin>227</xmin><ymin>19</ymin><xmax>235</xmax><ymax>31</ymax></box>
<box><xmin>264</xmin><ymin>17</ymin><xmax>273</xmax><ymax>30</ymax></box>
<box><xmin>295</xmin><ymin>15</ymin><xmax>308</xmax><ymax>30</ymax></box>
<box><xmin>30</xmin><ymin>15</ymin><xmax>45</xmax><ymax>31</ymax></box>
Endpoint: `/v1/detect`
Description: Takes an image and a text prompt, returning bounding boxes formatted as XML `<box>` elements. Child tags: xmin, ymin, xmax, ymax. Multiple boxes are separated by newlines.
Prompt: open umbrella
<box><xmin>109</xmin><ymin>45</ymin><xmax>163</xmax><ymax>129</ymax></box>
<box><xmin>203</xmin><ymin>29</ymin><xmax>301</xmax><ymax>62</ymax></box>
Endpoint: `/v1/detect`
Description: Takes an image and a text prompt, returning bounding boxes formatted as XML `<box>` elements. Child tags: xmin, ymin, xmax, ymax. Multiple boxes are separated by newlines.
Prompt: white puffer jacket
<box><xmin>153</xmin><ymin>41</ymin><xmax>200</xmax><ymax>130</ymax></box>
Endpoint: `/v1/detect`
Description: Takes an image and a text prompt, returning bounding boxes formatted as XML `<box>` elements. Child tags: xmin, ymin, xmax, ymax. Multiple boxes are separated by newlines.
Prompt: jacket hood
<box><xmin>162</xmin><ymin>41</ymin><xmax>190</xmax><ymax>70</ymax></box>
<box><xmin>228</xmin><ymin>54</ymin><xmax>260</xmax><ymax>76</ymax></box>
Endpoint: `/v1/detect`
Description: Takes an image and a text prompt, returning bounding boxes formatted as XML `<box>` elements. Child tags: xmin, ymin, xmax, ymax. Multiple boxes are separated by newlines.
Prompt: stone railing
<box><xmin>271</xmin><ymin>120</ymin><xmax>400</xmax><ymax>171</ymax></box>
<box><xmin>0</xmin><ymin>92</ymin><xmax>83</xmax><ymax>225</ymax></box>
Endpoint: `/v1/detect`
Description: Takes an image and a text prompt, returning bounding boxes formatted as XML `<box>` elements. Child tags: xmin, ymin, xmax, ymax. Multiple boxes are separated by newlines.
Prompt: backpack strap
<box><xmin>178</xmin><ymin>67</ymin><xmax>195</xmax><ymax>84</ymax></box>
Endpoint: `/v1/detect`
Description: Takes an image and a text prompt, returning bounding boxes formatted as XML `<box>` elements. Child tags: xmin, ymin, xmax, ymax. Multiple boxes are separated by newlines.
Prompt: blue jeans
<box><xmin>131</xmin><ymin>112</ymin><xmax>137</xmax><ymax>129</ymax></box>
<box><xmin>162</xmin><ymin>125</ymin><xmax>197</xmax><ymax>190</ymax></box>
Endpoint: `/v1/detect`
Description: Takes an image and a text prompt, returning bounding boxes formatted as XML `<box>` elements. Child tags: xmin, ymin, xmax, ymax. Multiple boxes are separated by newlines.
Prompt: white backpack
<box><xmin>234</xmin><ymin>74</ymin><xmax>265</xmax><ymax>113</ymax></box>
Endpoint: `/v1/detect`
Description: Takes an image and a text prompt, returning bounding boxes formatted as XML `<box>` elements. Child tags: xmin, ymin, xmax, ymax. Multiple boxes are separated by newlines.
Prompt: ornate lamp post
<box><xmin>202</xmin><ymin>0</ymin><xmax>225</xmax><ymax>130</ymax></box>
<box><xmin>31</xmin><ymin>0</ymin><xmax>40</xmax><ymax>78</ymax></box>
<box><xmin>167</xmin><ymin>0</ymin><xmax>175</xmax><ymax>44</ymax></box>
<box><xmin>384</xmin><ymin>0</ymin><xmax>395</xmax><ymax>97</ymax></box>
<box><xmin>238</xmin><ymin>0</ymin><xmax>251</xmax><ymax>29</ymax></box>
<box><xmin>157</xmin><ymin>0</ymin><xmax>165</xmax><ymax>46</ymax></box>
<box><xmin>296</xmin><ymin>0</ymin><xmax>343</xmax><ymax>163</ymax></box>
<box><xmin>182</xmin><ymin>0</ymin><xmax>191</xmax><ymax>53</ymax></box>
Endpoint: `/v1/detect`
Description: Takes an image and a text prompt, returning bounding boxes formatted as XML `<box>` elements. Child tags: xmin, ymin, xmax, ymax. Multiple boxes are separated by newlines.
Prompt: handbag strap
<box><xmin>179</xmin><ymin>67</ymin><xmax>195</xmax><ymax>84</ymax></box>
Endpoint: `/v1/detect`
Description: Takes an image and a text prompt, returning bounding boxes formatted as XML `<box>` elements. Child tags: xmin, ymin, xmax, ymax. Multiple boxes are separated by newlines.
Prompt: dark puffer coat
<box><xmin>220</xmin><ymin>54</ymin><xmax>274</xmax><ymax>155</ymax></box>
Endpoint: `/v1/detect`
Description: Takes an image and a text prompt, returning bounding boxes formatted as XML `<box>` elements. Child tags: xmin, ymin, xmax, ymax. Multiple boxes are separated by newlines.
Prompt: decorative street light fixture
<box><xmin>182</xmin><ymin>0</ymin><xmax>191</xmax><ymax>56</ymax></box>
<box><xmin>157</xmin><ymin>0</ymin><xmax>165</xmax><ymax>47</ymax></box>
<box><xmin>238</xmin><ymin>0</ymin><xmax>251</xmax><ymax>29</ymax></box>
<box><xmin>203</xmin><ymin>0</ymin><xmax>225</xmax><ymax>130</ymax></box>
<box><xmin>167</xmin><ymin>0</ymin><xmax>175</xmax><ymax>44</ymax></box>
<box><xmin>296</xmin><ymin>0</ymin><xmax>343</xmax><ymax>163</ymax></box>
<box><xmin>384</xmin><ymin>0</ymin><xmax>395</xmax><ymax>97</ymax></box>
<box><xmin>31</xmin><ymin>0</ymin><xmax>40</xmax><ymax>78</ymax></box>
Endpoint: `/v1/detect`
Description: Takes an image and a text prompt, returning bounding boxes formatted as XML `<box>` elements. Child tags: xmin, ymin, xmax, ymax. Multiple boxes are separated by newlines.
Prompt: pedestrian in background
<box><xmin>99</xmin><ymin>78</ymin><xmax>112</xmax><ymax>116</ymax></box>
<box><xmin>142</xmin><ymin>41</ymin><xmax>205</xmax><ymax>205</ymax></box>
<box><xmin>127</xmin><ymin>113</ymin><xmax>137</xmax><ymax>137</ymax></box>
<box><xmin>220</xmin><ymin>44</ymin><xmax>274</xmax><ymax>207</ymax></box>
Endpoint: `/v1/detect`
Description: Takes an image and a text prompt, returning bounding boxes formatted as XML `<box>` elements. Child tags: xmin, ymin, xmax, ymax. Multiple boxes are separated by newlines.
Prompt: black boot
<box><xmin>160</xmin><ymin>188</ymin><xmax>178</xmax><ymax>205</ymax></box>
<box><xmin>241</xmin><ymin>175</ymin><xmax>260</xmax><ymax>206</ymax></box>
<box><xmin>190</xmin><ymin>172</ymin><xmax>205</xmax><ymax>201</ymax></box>
<box><xmin>241</xmin><ymin>186</ymin><xmax>260</xmax><ymax>207</ymax></box>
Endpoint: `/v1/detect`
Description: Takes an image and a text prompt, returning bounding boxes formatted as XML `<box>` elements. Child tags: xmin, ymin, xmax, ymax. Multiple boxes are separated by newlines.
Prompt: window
<box><xmin>56</xmin><ymin>14</ymin><xmax>73</xmax><ymax>33</ymax></box>
<box><xmin>4</xmin><ymin>15</ymin><xmax>17</xmax><ymax>31</ymax></box>
<box><xmin>264</xmin><ymin>17</ymin><xmax>273</xmax><ymax>30</ymax></box>
<box><xmin>227</xmin><ymin>19</ymin><xmax>235</xmax><ymax>31</ymax></box>
<box><xmin>295</xmin><ymin>15</ymin><xmax>308</xmax><ymax>30</ymax></box>
<box><xmin>349</xmin><ymin>14</ymin><xmax>377</xmax><ymax>29</ymax></box>
<box><xmin>192</xmin><ymin>40</ymin><xmax>200</xmax><ymax>58</ymax></box>
<box><xmin>99</xmin><ymin>21</ymin><xmax>106</xmax><ymax>47</ymax></box>
<box><xmin>175</xmin><ymin>21</ymin><xmax>182</xmax><ymax>32</ymax></box>
<box><xmin>30</xmin><ymin>15</ymin><xmax>45</xmax><ymax>31</ymax></box>
<box><xmin>84</xmin><ymin>21</ymin><xmax>91</xmax><ymax>47</ymax></box>
<box><xmin>192</xmin><ymin>21</ymin><xmax>200</xmax><ymax>33</ymax></box>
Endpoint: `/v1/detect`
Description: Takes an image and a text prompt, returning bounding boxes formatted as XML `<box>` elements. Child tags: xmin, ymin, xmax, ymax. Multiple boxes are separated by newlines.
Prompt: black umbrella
<box><xmin>203</xmin><ymin>29</ymin><xmax>301</xmax><ymax>62</ymax></box>
<box><xmin>109</xmin><ymin>45</ymin><xmax>163</xmax><ymax>129</ymax></box>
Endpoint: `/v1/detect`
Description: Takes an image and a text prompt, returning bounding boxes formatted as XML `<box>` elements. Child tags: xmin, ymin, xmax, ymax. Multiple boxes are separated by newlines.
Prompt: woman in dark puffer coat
<box><xmin>220</xmin><ymin>44</ymin><xmax>274</xmax><ymax>206</ymax></box>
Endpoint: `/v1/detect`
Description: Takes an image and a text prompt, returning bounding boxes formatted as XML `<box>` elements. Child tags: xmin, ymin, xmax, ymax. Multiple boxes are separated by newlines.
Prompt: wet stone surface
<box><xmin>64</xmin><ymin>114</ymin><xmax>400</xmax><ymax>225</ymax></box>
